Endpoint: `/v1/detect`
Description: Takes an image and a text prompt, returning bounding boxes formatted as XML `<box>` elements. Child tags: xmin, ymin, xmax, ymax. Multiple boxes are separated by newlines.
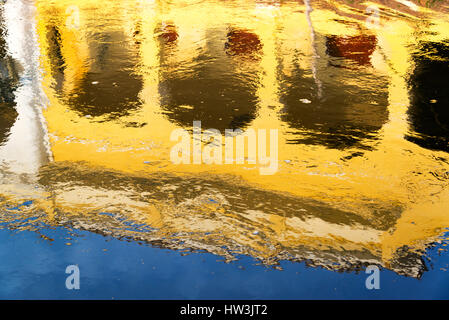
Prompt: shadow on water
<box><xmin>406</xmin><ymin>40</ymin><xmax>449</xmax><ymax>152</ymax></box>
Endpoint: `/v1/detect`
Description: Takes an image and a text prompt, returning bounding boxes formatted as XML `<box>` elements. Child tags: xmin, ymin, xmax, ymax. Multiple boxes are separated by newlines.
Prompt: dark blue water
<box><xmin>0</xmin><ymin>226</ymin><xmax>448</xmax><ymax>299</ymax></box>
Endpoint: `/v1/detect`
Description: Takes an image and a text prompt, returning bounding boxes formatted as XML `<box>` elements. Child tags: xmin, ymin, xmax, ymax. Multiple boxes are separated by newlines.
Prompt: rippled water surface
<box><xmin>0</xmin><ymin>0</ymin><xmax>449</xmax><ymax>299</ymax></box>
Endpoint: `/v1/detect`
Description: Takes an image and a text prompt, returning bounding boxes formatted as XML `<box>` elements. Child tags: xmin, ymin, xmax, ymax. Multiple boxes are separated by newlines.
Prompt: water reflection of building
<box><xmin>3</xmin><ymin>0</ymin><xmax>447</xmax><ymax>280</ymax></box>
<box><xmin>406</xmin><ymin>40</ymin><xmax>449</xmax><ymax>152</ymax></box>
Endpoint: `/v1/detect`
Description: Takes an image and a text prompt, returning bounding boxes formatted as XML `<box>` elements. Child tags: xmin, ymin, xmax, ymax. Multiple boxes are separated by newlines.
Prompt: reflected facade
<box><xmin>0</xmin><ymin>0</ymin><xmax>448</xmax><ymax>282</ymax></box>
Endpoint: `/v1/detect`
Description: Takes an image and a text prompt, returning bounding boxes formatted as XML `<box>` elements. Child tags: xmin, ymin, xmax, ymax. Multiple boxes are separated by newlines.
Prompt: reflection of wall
<box><xmin>406</xmin><ymin>40</ymin><xmax>449</xmax><ymax>152</ymax></box>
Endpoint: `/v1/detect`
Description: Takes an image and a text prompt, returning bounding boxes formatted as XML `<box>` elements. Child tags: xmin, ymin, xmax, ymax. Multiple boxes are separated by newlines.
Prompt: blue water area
<box><xmin>0</xmin><ymin>226</ymin><xmax>448</xmax><ymax>299</ymax></box>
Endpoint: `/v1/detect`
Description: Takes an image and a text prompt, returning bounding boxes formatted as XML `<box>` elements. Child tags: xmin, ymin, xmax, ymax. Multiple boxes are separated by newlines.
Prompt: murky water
<box><xmin>0</xmin><ymin>0</ymin><xmax>449</xmax><ymax>298</ymax></box>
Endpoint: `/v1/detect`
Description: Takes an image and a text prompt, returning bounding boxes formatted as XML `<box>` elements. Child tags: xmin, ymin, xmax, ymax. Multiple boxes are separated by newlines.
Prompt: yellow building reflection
<box><xmin>0</xmin><ymin>0</ymin><xmax>448</xmax><ymax>277</ymax></box>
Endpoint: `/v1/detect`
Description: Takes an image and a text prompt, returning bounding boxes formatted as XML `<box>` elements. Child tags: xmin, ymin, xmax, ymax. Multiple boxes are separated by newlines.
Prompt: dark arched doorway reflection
<box><xmin>406</xmin><ymin>40</ymin><xmax>449</xmax><ymax>152</ymax></box>
<box><xmin>158</xmin><ymin>27</ymin><xmax>261</xmax><ymax>131</ymax></box>
<box><xmin>279</xmin><ymin>33</ymin><xmax>388</xmax><ymax>151</ymax></box>
<box><xmin>45</xmin><ymin>25</ymin><xmax>144</xmax><ymax>121</ymax></box>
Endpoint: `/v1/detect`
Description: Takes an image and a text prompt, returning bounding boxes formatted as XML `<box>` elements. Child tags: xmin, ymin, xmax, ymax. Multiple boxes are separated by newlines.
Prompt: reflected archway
<box><xmin>279</xmin><ymin>33</ymin><xmax>388</xmax><ymax>150</ymax></box>
<box><xmin>45</xmin><ymin>24</ymin><xmax>144</xmax><ymax>120</ymax></box>
<box><xmin>159</xmin><ymin>27</ymin><xmax>261</xmax><ymax>131</ymax></box>
<box><xmin>406</xmin><ymin>40</ymin><xmax>449</xmax><ymax>152</ymax></box>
